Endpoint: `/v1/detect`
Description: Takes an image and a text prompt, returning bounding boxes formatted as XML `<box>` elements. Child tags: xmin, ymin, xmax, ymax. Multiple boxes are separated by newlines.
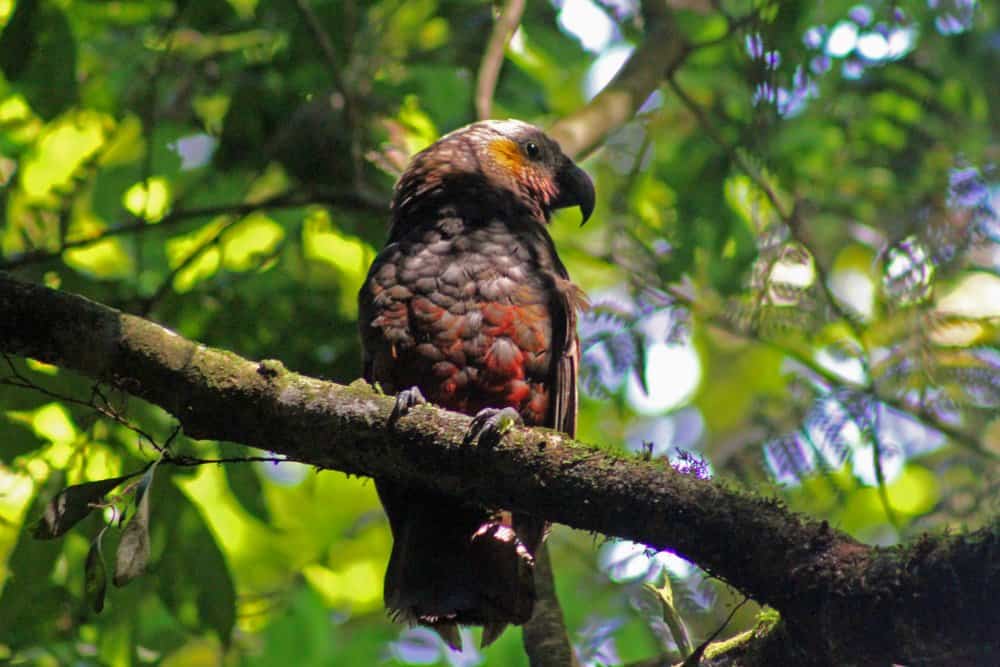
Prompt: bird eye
<box><xmin>524</xmin><ymin>141</ymin><xmax>541</xmax><ymax>160</ymax></box>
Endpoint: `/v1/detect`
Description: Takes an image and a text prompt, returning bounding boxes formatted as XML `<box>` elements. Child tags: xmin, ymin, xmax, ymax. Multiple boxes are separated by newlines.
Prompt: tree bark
<box><xmin>1</xmin><ymin>272</ymin><xmax>997</xmax><ymax>666</ymax></box>
<box><xmin>522</xmin><ymin>544</ymin><xmax>580</xmax><ymax>667</ymax></box>
<box><xmin>548</xmin><ymin>2</ymin><xmax>688</xmax><ymax>160</ymax></box>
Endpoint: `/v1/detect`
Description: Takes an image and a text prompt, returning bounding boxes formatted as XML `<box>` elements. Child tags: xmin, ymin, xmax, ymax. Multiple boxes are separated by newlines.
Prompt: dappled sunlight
<box><xmin>830</xmin><ymin>269</ymin><xmax>876</xmax><ymax>320</ymax></box>
<box><xmin>815</xmin><ymin>346</ymin><xmax>868</xmax><ymax>385</ymax></box>
<box><xmin>826</xmin><ymin>21</ymin><xmax>859</xmax><ymax>57</ymax></box>
<box><xmin>625</xmin><ymin>408</ymin><xmax>705</xmax><ymax>458</ymax></box>
<box><xmin>64</xmin><ymin>238</ymin><xmax>135</xmax><ymax>280</ymax></box>
<box><xmin>0</xmin><ymin>470</ymin><xmax>34</xmax><ymax>577</ymax></box>
<box><xmin>221</xmin><ymin>213</ymin><xmax>285</xmax><ymax>272</ymax></box>
<box><xmin>176</xmin><ymin>465</ymin><xmax>273</xmax><ymax>586</ymax></box>
<box><xmin>169</xmin><ymin>133</ymin><xmax>217</xmax><ymax>171</ymax></box>
<box><xmin>626</xmin><ymin>342</ymin><xmax>701</xmax><ymax>415</ymax></box>
<box><xmin>25</xmin><ymin>402</ymin><xmax>76</xmax><ymax>446</ymax></box>
<box><xmin>1</xmin><ymin>0</ymin><xmax>998</xmax><ymax>663</ymax></box>
<box><xmin>180</xmin><ymin>459</ymin><xmax>390</xmax><ymax>629</ymax></box>
<box><xmin>164</xmin><ymin>221</ymin><xmax>225</xmax><ymax>292</ymax></box>
<box><xmin>390</xmin><ymin>627</ymin><xmax>483</xmax><ymax>667</ymax></box>
<box><xmin>302</xmin><ymin>560</ymin><xmax>382</xmax><ymax>612</ymax></box>
<box><xmin>557</xmin><ymin>0</ymin><xmax>616</xmax><ymax>54</ymax></box>
<box><xmin>937</xmin><ymin>271</ymin><xmax>1000</xmax><ymax>318</ymax></box>
<box><xmin>21</xmin><ymin>112</ymin><xmax>108</xmax><ymax>201</ymax></box>
<box><xmin>584</xmin><ymin>44</ymin><xmax>633</xmax><ymax>101</ymax></box>
<box><xmin>599</xmin><ymin>540</ymin><xmax>684</xmax><ymax>584</ymax></box>
<box><xmin>123</xmin><ymin>177</ymin><xmax>171</xmax><ymax>223</ymax></box>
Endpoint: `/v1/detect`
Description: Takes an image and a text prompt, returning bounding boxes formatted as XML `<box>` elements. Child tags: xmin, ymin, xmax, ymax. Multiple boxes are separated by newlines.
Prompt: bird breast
<box><xmin>363</xmin><ymin>217</ymin><xmax>556</xmax><ymax>424</ymax></box>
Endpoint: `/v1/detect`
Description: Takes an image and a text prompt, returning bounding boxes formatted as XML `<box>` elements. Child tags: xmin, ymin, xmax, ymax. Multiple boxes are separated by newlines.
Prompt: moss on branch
<box><xmin>1</xmin><ymin>272</ymin><xmax>998</xmax><ymax>665</ymax></box>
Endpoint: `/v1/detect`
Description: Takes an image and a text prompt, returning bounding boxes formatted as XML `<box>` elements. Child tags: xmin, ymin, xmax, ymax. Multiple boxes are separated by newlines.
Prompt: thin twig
<box><xmin>3</xmin><ymin>272</ymin><xmax>999</xmax><ymax>663</ymax></box>
<box><xmin>292</xmin><ymin>0</ymin><xmax>366</xmax><ymax>188</ymax></box>
<box><xmin>869</xmin><ymin>402</ymin><xmax>900</xmax><ymax>528</ymax></box>
<box><xmin>549</xmin><ymin>6</ymin><xmax>689</xmax><ymax>159</ymax></box>
<box><xmin>0</xmin><ymin>189</ymin><xmax>382</xmax><ymax>270</ymax></box>
<box><xmin>136</xmin><ymin>3</ymin><xmax>188</xmax><ymax>276</ymax></box>
<box><xmin>292</xmin><ymin>0</ymin><xmax>346</xmax><ymax>89</ymax></box>
<box><xmin>663</xmin><ymin>74</ymin><xmax>944</xmax><ymax>529</ymax></box>
<box><xmin>785</xmin><ymin>202</ymin><xmax>868</xmax><ymax>340</ymax></box>
<box><xmin>680</xmin><ymin>597</ymin><xmax>751</xmax><ymax>666</ymax></box>
<box><xmin>475</xmin><ymin>0</ymin><xmax>526</xmax><ymax>121</ymax></box>
<box><xmin>2</xmin><ymin>353</ymin><xmax>170</xmax><ymax>455</ymax></box>
<box><xmin>136</xmin><ymin>216</ymin><xmax>240</xmax><ymax>316</ymax></box>
<box><xmin>663</xmin><ymin>72</ymin><xmax>978</xmax><ymax>518</ymax></box>
<box><xmin>666</xmin><ymin>76</ymin><xmax>789</xmax><ymax>220</ymax></box>
<box><xmin>1</xmin><ymin>353</ymin><xmax>287</xmax><ymax>468</ymax></box>
<box><xmin>166</xmin><ymin>454</ymin><xmax>287</xmax><ymax>467</ymax></box>
<box><xmin>661</xmin><ymin>288</ymin><xmax>995</xmax><ymax>460</ymax></box>
<box><xmin>667</xmin><ymin>76</ymin><xmax>868</xmax><ymax>340</ymax></box>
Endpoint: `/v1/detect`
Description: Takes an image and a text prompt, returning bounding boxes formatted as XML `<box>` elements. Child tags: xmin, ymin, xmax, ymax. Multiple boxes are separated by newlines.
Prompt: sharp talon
<box><xmin>389</xmin><ymin>387</ymin><xmax>427</xmax><ymax>426</ymax></box>
<box><xmin>480</xmin><ymin>621</ymin><xmax>507</xmax><ymax>648</ymax></box>
<box><xmin>434</xmin><ymin>623</ymin><xmax>462</xmax><ymax>651</ymax></box>
<box><xmin>462</xmin><ymin>407</ymin><xmax>522</xmax><ymax>447</ymax></box>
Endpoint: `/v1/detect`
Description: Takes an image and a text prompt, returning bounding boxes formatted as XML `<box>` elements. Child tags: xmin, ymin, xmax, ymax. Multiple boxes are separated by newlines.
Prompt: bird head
<box><xmin>391</xmin><ymin>120</ymin><xmax>595</xmax><ymax>228</ymax></box>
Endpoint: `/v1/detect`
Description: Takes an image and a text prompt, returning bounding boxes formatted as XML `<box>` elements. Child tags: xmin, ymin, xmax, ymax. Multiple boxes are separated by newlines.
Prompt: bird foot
<box><xmin>462</xmin><ymin>407</ymin><xmax>522</xmax><ymax>448</ymax></box>
<box><xmin>432</xmin><ymin>622</ymin><xmax>462</xmax><ymax>651</ymax></box>
<box><xmin>388</xmin><ymin>386</ymin><xmax>427</xmax><ymax>426</ymax></box>
<box><xmin>480</xmin><ymin>621</ymin><xmax>508</xmax><ymax>648</ymax></box>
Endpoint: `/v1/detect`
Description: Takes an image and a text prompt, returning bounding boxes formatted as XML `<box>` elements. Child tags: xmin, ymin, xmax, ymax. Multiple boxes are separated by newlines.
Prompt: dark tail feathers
<box><xmin>377</xmin><ymin>481</ymin><xmax>545</xmax><ymax>648</ymax></box>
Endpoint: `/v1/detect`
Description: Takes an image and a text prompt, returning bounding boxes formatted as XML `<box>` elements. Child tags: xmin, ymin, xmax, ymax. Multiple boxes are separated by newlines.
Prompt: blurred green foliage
<box><xmin>1</xmin><ymin>0</ymin><xmax>998</xmax><ymax>665</ymax></box>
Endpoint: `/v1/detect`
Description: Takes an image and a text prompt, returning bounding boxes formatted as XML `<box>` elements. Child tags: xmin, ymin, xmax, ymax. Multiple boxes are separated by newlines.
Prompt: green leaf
<box><xmin>113</xmin><ymin>464</ymin><xmax>157</xmax><ymax>586</ymax></box>
<box><xmin>0</xmin><ymin>412</ymin><xmax>44</xmax><ymax>459</ymax></box>
<box><xmin>156</xmin><ymin>476</ymin><xmax>236</xmax><ymax>645</ymax></box>
<box><xmin>0</xmin><ymin>0</ymin><xmax>40</xmax><ymax>79</ymax></box>
<box><xmin>33</xmin><ymin>474</ymin><xmax>133</xmax><ymax>539</ymax></box>
<box><xmin>64</xmin><ymin>237</ymin><xmax>137</xmax><ymax>280</ymax></box>
<box><xmin>165</xmin><ymin>220</ymin><xmax>226</xmax><ymax>292</ymax></box>
<box><xmin>85</xmin><ymin>531</ymin><xmax>108</xmax><ymax>613</ymax></box>
<box><xmin>223</xmin><ymin>460</ymin><xmax>271</xmax><ymax>523</ymax></box>
<box><xmin>0</xmin><ymin>473</ymin><xmax>70</xmax><ymax>647</ymax></box>
<box><xmin>243</xmin><ymin>587</ymin><xmax>333</xmax><ymax>667</ymax></box>
<box><xmin>221</xmin><ymin>214</ymin><xmax>285</xmax><ymax>272</ymax></box>
<box><xmin>91</xmin><ymin>163</ymin><xmax>144</xmax><ymax>222</ymax></box>
<box><xmin>0</xmin><ymin>0</ymin><xmax>78</xmax><ymax>118</ymax></box>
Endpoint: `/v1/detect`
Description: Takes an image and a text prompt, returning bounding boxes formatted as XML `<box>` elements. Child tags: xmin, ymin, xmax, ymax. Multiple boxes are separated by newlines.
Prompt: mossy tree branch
<box><xmin>548</xmin><ymin>3</ymin><xmax>689</xmax><ymax>160</ymax></box>
<box><xmin>1</xmin><ymin>271</ymin><xmax>998</xmax><ymax>666</ymax></box>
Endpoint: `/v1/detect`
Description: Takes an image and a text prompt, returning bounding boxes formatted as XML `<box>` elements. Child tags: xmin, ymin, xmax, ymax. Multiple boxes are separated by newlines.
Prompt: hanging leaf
<box><xmin>84</xmin><ymin>530</ymin><xmax>108</xmax><ymax>613</ymax></box>
<box><xmin>33</xmin><ymin>474</ymin><xmax>133</xmax><ymax>540</ymax></box>
<box><xmin>113</xmin><ymin>463</ymin><xmax>157</xmax><ymax>586</ymax></box>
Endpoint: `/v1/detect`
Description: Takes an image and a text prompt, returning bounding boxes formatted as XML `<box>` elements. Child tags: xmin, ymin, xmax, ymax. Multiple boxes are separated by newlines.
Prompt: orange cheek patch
<box><xmin>488</xmin><ymin>138</ymin><xmax>527</xmax><ymax>178</ymax></box>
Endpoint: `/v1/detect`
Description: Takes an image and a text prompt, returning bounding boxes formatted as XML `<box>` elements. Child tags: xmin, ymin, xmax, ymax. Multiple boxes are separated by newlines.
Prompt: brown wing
<box><xmin>547</xmin><ymin>276</ymin><xmax>583</xmax><ymax>437</ymax></box>
<box><xmin>544</xmin><ymin>234</ymin><xmax>586</xmax><ymax>436</ymax></box>
<box><xmin>512</xmin><ymin>260</ymin><xmax>585</xmax><ymax>590</ymax></box>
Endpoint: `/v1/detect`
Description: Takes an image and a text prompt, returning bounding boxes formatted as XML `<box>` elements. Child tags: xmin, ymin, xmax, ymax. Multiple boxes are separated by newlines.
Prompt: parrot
<box><xmin>358</xmin><ymin>119</ymin><xmax>594</xmax><ymax>649</ymax></box>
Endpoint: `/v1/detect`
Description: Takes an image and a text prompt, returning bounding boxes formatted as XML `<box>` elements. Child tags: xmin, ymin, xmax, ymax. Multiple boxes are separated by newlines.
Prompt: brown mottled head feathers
<box><xmin>390</xmin><ymin>120</ymin><xmax>594</xmax><ymax>238</ymax></box>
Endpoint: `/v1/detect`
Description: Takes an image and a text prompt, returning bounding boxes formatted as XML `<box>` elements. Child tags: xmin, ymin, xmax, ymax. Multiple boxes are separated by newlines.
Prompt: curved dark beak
<box><xmin>554</xmin><ymin>163</ymin><xmax>595</xmax><ymax>225</ymax></box>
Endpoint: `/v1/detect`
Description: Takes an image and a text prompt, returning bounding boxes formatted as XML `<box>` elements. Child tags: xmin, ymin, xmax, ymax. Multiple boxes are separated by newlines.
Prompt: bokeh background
<box><xmin>1</xmin><ymin>0</ymin><xmax>998</xmax><ymax>665</ymax></box>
